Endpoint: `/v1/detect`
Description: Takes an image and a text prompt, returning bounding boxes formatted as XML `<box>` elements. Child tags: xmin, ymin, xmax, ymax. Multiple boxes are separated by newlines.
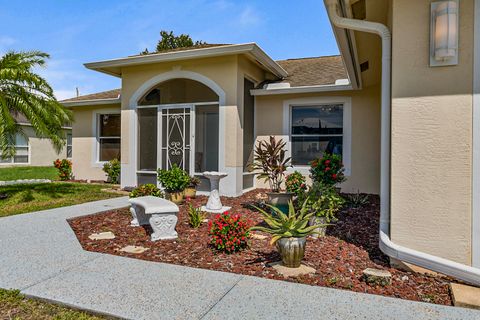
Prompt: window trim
<box><xmin>0</xmin><ymin>133</ymin><xmax>30</xmax><ymax>165</ymax></box>
<box><xmin>92</xmin><ymin>110</ymin><xmax>121</xmax><ymax>167</ymax></box>
<box><xmin>282</xmin><ymin>97</ymin><xmax>351</xmax><ymax>176</ymax></box>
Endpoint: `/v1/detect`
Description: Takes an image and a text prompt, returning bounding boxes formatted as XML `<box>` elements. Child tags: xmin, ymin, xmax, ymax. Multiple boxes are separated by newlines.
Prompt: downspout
<box><xmin>325</xmin><ymin>0</ymin><xmax>480</xmax><ymax>286</ymax></box>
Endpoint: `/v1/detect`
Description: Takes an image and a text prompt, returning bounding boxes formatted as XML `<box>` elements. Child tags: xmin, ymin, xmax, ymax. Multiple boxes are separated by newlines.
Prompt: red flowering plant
<box><xmin>209</xmin><ymin>212</ymin><xmax>251</xmax><ymax>254</ymax></box>
<box><xmin>53</xmin><ymin>158</ymin><xmax>72</xmax><ymax>181</ymax></box>
<box><xmin>309</xmin><ymin>153</ymin><xmax>346</xmax><ymax>187</ymax></box>
<box><xmin>285</xmin><ymin>171</ymin><xmax>307</xmax><ymax>197</ymax></box>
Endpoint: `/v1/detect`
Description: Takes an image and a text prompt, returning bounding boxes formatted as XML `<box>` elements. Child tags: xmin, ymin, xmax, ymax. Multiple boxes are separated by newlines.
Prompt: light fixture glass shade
<box><xmin>434</xmin><ymin>1</ymin><xmax>458</xmax><ymax>61</ymax></box>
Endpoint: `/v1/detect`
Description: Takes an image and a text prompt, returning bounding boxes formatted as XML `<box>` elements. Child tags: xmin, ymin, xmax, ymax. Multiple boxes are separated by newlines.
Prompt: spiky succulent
<box><xmin>250</xmin><ymin>199</ymin><xmax>322</xmax><ymax>245</ymax></box>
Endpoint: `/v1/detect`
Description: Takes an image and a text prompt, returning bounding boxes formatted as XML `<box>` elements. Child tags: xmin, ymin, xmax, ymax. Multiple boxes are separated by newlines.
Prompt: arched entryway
<box><xmin>126</xmin><ymin>71</ymin><xmax>226</xmax><ymax>190</ymax></box>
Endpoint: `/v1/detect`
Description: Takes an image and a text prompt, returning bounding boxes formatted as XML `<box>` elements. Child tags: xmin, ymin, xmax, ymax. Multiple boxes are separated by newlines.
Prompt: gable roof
<box><xmin>84</xmin><ymin>43</ymin><xmax>288</xmax><ymax>79</ymax></box>
<box><xmin>61</xmin><ymin>54</ymin><xmax>350</xmax><ymax>105</ymax></box>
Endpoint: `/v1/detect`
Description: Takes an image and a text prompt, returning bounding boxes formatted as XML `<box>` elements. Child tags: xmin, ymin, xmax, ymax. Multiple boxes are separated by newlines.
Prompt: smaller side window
<box><xmin>97</xmin><ymin>114</ymin><xmax>121</xmax><ymax>162</ymax></box>
<box><xmin>66</xmin><ymin>133</ymin><xmax>72</xmax><ymax>158</ymax></box>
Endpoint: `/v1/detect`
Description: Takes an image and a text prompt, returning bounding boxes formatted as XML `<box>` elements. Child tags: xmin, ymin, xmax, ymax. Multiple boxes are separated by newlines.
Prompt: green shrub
<box><xmin>187</xmin><ymin>204</ymin><xmax>206</xmax><ymax>228</ymax></box>
<box><xmin>53</xmin><ymin>159</ymin><xmax>72</xmax><ymax>181</ymax></box>
<box><xmin>345</xmin><ymin>190</ymin><xmax>369</xmax><ymax>208</ymax></box>
<box><xmin>300</xmin><ymin>183</ymin><xmax>345</xmax><ymax>223</ymax></box>
<box><xmin>129</xmin><ymin>184</ymin><xmax>164</xmax><ymax>198</ymax></box>
<box><xmin>157</xmin><ymin>164</ymin><xmax>190</xmax><ymax>192</ymax></box>
<box><xmin>102</xmin><ymin>158</ymin><xmax>121</xmax><ymax>184</ymax></box>
<box><xmin>285</xmin><ymin>171</ymin><xmax>307</xmax><ymax>196</ymax></box>
<box><xmin>310</xmin><ymin>153</ymin><xmax>346</xmax><ymax>187</ymax></box>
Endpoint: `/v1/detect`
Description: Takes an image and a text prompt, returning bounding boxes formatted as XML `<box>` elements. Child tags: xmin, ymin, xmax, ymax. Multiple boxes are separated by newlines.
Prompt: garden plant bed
<box><xmin>68</xmin><ymin>190</ymin><xmax>454</xmax><ymax>306</ymax></box>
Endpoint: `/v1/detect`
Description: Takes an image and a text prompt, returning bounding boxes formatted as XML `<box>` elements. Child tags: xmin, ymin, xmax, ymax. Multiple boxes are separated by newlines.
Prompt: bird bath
<box><xmin>201</xmin><ymin>171</ymin><xmax>231</xmax><ymax>213</ymax></box>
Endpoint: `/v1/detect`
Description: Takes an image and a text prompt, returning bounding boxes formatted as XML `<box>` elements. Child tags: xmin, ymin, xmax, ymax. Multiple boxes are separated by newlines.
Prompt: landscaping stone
<box><xmin>250</xmin><ymin>233</ymin><xmax>268</xmax><ymax>240</ymax></box>
<box><xmin>88</xmin><ymin>231</ymin><xmax>115</xmax><ymax>240</ymax></box>
<box><xmin>119</xmin><ymin>245</ymin><xmax>149</xmax><ymax>254</ymax></box>
<box><xmin>362</xmin><ymin>268</ymin><xmax>392</xmax><ymax>286</ymax></box>
<box><xmin>450</xmin><ymin>283</ymin><xmax>480</xmax><ymax>310</ymax></box>
<box><xmin>269</xmin><ymin>261</ymin><xmax>316</xmax><ymax>278</ymax></box>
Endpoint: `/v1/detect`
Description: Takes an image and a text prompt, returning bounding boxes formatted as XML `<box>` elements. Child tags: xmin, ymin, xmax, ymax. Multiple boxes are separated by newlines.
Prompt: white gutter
<box><xmin>325</xmin><ymin>0</ymin><xmax>480</xmax><ymax>286</ymax></box>
<box><xmin>250</xmin><ymin>83</ymin><xmax>353</xmax><ymax>96</ymax></box>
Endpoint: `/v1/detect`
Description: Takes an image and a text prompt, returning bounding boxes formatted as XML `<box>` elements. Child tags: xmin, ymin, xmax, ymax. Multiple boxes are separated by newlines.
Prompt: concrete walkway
<box><xmin>0</xmin><ymin>197</ymin><xmax>478</xmax><ymax>320</ymax></box>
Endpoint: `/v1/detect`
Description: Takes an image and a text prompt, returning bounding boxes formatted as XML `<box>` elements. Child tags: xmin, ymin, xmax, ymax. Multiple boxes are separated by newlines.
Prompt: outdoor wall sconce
<box><xmin>430</xmin><ymin>0</ymin><xmax>459</xmax><ymax>67</ymax></box>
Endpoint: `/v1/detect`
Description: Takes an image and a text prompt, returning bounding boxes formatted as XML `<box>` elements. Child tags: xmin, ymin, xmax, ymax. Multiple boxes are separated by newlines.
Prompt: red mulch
<box><xmin>68</xmin><ymin>190</ymin><xmax>453</xmax><ymax>306</ymax></box>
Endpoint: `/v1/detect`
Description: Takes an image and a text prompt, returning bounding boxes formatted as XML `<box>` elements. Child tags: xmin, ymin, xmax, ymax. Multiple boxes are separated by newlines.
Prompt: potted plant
<box><xmin>157</xmin><ymin>164</ymin><xmax>190</xmax><ymax>204</ymax></box>
<box><xmin>251</xmin><ymin>136</ymin><xmax>292</xmax><ymax>208</ymax></box>
<box><xmin>285</xmin><ymin>171</ymin><xmax>307</xmax><ymax>198</ymax></box>
<box><xmin>250</xmin><ymin>200</ymin><xmax>321</xmax><ymax>268</ymax></box>
<box><xmin>301</xmin><ymin>183</ymin><xmax>345</xmax><ymax>238</ymax></box>
<box><xmin>184</xmin><ymin>176</ymin><xmax>201</xmax><ymax>198</ymax></box>
<box><xmin>102</xmin><ymin>158</ymin><xmax>121</xmax><ymax>184</ymax></box>
<box><xmin>310</xmin><ymin>153</ymin><xmax>346</xmax><ymax>192</ymax></box>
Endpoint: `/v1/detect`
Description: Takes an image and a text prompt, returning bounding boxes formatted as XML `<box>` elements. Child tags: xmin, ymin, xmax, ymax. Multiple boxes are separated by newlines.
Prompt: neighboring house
<box><xmin>0</xmin><ymin>113</ymin><xmax>72</xmax><ymax>167</ymax></box>
<box><xmin>61</xmin><ymin>0</ymin><xmax>480</xmax><ymax>284</ymax></box>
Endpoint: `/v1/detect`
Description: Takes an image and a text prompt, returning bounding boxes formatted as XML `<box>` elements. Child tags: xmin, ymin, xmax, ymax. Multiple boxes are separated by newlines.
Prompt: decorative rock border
<box><xmin>0</xmin><ymin>179</ymin><xmax>51</xmax><ymax>186</ymax></box>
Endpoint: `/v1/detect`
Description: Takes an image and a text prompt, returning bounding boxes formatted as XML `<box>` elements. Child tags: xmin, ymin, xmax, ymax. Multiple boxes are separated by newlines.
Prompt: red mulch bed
<box><xmin>68</xmin><ymin>190</ymin><xmax>453</xmax><ymax>306</ymax></box>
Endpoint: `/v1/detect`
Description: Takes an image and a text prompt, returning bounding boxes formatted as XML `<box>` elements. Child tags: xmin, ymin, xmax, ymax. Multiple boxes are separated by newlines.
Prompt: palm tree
<box><xmin>0</xmin><ymin>51</ymin><xmax>73</xmax><ymax>158</ymax></box>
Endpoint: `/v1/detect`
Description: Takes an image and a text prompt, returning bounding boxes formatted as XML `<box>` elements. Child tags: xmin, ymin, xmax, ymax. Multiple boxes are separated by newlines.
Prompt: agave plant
<box><xmin>251</xmin><ymin>136</ymin><xmax>291</xmax><ymax>193</ymax></box>
<box><xmin>250</xmin><ymin>199</ymin><xmax>321</xmax><ymax>244</ymax></box>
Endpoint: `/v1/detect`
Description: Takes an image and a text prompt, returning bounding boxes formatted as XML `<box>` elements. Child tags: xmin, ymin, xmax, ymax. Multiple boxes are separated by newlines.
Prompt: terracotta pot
<box><xmin>184</xmin><ymin>187</ymin><xmax>196</xmax><ymax>199</ymax></box>
<box><xmin>276</xmin><ymin>237</ymin><xmax>307</xmax><ymax>268</ymax></box>
<box><xmin>309</xmin><ymin>216</ymin><xmax>327</xmax><ymax>238</ymax></box>
<box><xmin>167</xmin><ymin>191</ymin><xmax>184</xmax><ymax>204</ymax></box>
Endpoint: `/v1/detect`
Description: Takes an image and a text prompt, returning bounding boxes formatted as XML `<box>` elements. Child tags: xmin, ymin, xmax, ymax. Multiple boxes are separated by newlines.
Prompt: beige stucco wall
<box><xmin>255</xmin><ymin>85</ymin><xmax>381</xmax><ymax>194</ymax></box>
<box><xmin>390</xmin><ymin>0</ymin><xmax>474</xmax><ymax>265</ymax></box>
<box><xmin>71</xmin><ymin>104</ymin><xmax>121</xmax><ymax>181</ymax></box>
<box><xmin>0</xmin><ymin>126</ymin><xmax>71</xmax><ymax>167</ymax></box>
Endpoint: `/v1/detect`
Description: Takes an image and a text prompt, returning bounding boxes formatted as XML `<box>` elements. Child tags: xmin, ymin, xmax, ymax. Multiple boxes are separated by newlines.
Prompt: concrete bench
<box><xmin>128</xmin><ymin>196</ymin><xmax>179</xmax><ymax>241</ymax></box>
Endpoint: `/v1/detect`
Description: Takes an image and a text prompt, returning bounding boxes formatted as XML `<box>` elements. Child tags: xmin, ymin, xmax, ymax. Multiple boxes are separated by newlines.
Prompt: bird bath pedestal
<box><xmin>201</xmin><ymin>171</ymin><xmax>231</xmax><ymax>213</ymax></box>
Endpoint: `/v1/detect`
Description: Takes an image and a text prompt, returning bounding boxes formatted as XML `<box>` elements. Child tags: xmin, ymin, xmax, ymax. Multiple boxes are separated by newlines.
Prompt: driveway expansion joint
<box><xmin>199</xmin><ymin>275</ymin><xmax>244</xmax><ymax>320</ymax></box>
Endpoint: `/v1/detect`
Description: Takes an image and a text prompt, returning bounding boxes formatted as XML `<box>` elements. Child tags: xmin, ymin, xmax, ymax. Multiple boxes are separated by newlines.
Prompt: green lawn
<box><xmin>0</xmin><ymin>182</ymin><xmax>122</xmax><ymax>217</ymax></box>
<box><xmin>0</xmin><ymin>288</ymin><xmax>104</xmax><ymax>320</ymax></box>
<box><xmin>0</xmin><ymin>166</ymin><xmax>59</xmax><ymax>181</ymax></box>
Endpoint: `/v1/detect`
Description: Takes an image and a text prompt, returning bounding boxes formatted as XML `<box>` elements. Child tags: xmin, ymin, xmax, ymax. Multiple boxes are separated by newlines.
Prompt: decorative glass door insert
<box><xmin>159</xmin><ymin>107</ymin><xmax>192</xmax><ymax>172</ymax></box>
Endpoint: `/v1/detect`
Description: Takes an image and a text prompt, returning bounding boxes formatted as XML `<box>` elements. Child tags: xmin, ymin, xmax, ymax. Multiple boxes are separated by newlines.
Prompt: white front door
<box><xmin>158</xmin><ymin>105</ymin><xmax>194</xmax><ymax>173</ymax></box>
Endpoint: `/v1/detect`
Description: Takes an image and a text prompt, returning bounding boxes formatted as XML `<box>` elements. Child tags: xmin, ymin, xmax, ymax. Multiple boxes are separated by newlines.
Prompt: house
<box><xmin>61</xmin><ymin>0</ymin><xmax>480</xmax><ymax>285</ymax></box>
<box><xmin>1</xmin><ymin>113</ymin><xmax>72</xmax><ymax>167</ymax></box>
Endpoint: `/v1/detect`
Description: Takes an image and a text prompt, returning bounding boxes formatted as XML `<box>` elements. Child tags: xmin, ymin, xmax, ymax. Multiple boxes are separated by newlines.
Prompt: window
<box><xmin>98</xmin><ymin>114</ymin><xmax>120</xmax><ymax>162</ymax></box>
<box><xmin>0</xmin><ymin>134</ymin><xmax>29</xmax><ymax>164</ymax></box>
<box><xmin>290</xmin><ymin>104</ymin><xmax>343</xmax><ymax>166</ymax></box>
<box><xmin>66</xmin><ymin>133</ymin><xmax>72</xmax><ymax>158</ymax></box>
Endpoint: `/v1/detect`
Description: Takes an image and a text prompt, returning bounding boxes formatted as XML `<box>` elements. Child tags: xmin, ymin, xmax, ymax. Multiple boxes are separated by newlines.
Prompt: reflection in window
<box><xmin>98</xmin><ymin>114</ymin><xmax>120</xmax><ymax>162</ymax></box>
<box><xmin>291</xmin><ymin>104</ymin><xmax>343</xmax><ymax>165</ymax></box>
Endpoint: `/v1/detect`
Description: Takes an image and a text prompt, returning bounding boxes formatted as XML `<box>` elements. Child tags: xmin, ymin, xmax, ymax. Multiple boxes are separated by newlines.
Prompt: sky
<box><xmin>0</xmin><ymin>0</ymin><xmax>339</xmax><ymax>100</ymax></box>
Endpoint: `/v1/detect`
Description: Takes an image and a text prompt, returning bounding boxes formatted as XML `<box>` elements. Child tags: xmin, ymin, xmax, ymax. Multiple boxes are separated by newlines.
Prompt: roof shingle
<box><xmin>60</xmin><ymin>89</ymin><xmax>121</xmax><ymax>103</ymax></box>
<box><xmin>275</xmin><ymin>55</ymin><xmax>347</xmax><ymax>87</ymax></box>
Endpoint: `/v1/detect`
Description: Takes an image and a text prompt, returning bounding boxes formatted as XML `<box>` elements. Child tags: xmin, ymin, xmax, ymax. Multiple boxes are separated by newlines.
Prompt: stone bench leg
<box><xmin>149</xmin><ymin>213</ymin><xmax>178</xmax><ymax>241</ymax></box>
<box><xmin>130</xmin><ymin>204</ymin><xmax>149</xmax><ymax>227</ymax></box>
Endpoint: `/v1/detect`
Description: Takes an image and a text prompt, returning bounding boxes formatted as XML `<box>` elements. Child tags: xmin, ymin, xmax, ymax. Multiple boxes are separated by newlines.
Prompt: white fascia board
<box><xmin>326</xmin><ymin>0</ymin><xmax>362</xmax><ymax>90</ymax></box>
<box><xmin>61</xmin><ymin>98</ymin><xmax>121</xmax><ymax>107</ymax></box>
<box><xmin>250</xmin><ymin>84</ymin><xmax>353</xmax><ymax>96</ymax></box>
<box><xmin>84</xmin><ymin>43</ymin><xmax>287</xmax><ymax>78</ymax></box>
